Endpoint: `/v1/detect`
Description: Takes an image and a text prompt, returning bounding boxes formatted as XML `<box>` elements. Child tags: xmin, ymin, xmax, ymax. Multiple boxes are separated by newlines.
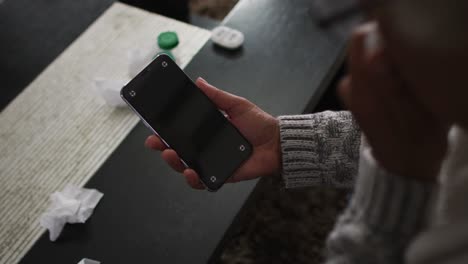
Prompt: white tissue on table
<box><xmin>77</xmin><ymin>258</ymin><xmax>101</xmax><ymax>264</ymax></box>
<box><xmin>127</xmin><ymin>48</ymin><xmax>156</xmax><ymax>79</ymax></box>
<box><xmin>39</xmin><ymin>185</ymin><xmax>103</xmax><ymax>241</ymax></box>
<box><xmin>93</xmin><ymin>79</ymin><xmax>128</xmax><ymax>107</ymax></box>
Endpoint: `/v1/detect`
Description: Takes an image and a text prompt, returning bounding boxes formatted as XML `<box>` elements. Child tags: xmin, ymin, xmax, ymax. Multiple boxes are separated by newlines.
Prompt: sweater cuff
<box><xmin>278</xmin><ymin>112</ymin><xmax>360</xmax><ymax>189</ymax></box>
<box><xmin>350</xmin><ymin>147</ymin><xmax>436</xmax><ymax>236</ymax></box>
<box><xmin>279</xmin><ymin>115</ymin><xmax>322</xmax><ymax>188</ymax></box>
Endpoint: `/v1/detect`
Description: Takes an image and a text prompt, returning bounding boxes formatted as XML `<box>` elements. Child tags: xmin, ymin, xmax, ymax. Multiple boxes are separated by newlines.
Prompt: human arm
<box><xmin>325</xmin><ymin>141</ymin><xmax>435</xmax><ymax>263</ymax></box>
<box><xmin>145</xmin><ymin>77</ymin><xmax>362</xmax><ymax>189</ymax></box>
<box><xmin>324</xmin><ymin>22</ymin><xmax>447</xmax><ymax>263</ymax></box>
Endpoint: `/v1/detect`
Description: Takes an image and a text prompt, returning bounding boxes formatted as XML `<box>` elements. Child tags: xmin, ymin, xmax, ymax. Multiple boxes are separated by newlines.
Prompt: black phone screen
<box><xmin>121</xmin><ymin>55</ymin><xmax>252</xmax><ymax>191</ymax></box>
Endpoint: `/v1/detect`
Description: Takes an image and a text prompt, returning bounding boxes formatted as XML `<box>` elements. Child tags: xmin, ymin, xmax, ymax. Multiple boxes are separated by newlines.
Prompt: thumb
<box><xmin>195</xmin><ymin>77</ymin><xmax>252</xmax><ymax>116</ymax></box>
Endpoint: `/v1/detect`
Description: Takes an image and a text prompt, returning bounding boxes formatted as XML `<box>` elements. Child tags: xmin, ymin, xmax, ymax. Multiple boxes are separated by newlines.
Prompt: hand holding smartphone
<box><xmin>121</xmin><ymin>55</ymin><xmax>253</xmax><ymax>191</ymax></box>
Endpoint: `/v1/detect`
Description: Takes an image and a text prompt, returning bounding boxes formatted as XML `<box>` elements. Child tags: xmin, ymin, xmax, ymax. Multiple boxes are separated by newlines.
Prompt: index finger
<box><xmin>145</xmin><ymin>135</ymin><xmax>167</xmax><ymax>151</ymax></box>
<box><xmin>195</xmin><ymin>78</ymin><xmax>252</xmax><ymax>117</ymax></box>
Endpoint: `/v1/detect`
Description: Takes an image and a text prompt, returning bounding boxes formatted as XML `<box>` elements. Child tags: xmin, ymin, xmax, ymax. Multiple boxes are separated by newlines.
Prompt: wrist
<box><xmin>271</xmin><ymin>118</ymin><xmax>282</xmax><ymax>175</ymax></box>
<box><xmin>275</xmin><ymin>121</ymin><xmax>283</xmax><ymax>174</ymax></box>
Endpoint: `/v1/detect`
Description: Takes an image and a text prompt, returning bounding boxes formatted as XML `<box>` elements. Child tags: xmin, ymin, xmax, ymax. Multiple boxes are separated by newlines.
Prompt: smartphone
<box><xmin>121</xmin><ymin>54</ymin><xmax>252</xmax><ymax>191</ymax></box>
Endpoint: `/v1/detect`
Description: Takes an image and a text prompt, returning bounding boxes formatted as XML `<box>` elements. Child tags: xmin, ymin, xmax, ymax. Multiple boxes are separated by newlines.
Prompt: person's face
<box><xmin>373</xmin><ymin>0</ymin><xmax>468</xmax><ymax>128</ymax></box>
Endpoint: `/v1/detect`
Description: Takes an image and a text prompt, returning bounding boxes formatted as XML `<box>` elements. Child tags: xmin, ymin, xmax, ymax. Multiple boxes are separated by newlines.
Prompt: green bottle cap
<box><xmin>157</xmin><ymin>32</ymin><xmax>179</xmax><ymax>50</ymax></box>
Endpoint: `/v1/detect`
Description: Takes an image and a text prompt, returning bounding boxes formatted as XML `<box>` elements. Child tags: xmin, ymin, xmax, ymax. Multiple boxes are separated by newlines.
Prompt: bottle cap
<box><xmin>158</xmin><ymin>32</ymin><xmax>179</xmax><ymax>50</ymax></box>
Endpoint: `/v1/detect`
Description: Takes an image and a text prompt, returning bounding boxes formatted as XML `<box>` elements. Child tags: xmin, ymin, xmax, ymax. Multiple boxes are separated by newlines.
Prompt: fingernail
<box><xmin>364</xmin><ymin>23</ymin><xmax>381</xmax><ymax>57</ymax></box>
<box><xmin>198</xmin><ymin>77</ymin><xmax>207</xmax><ymax>83</ymax></box>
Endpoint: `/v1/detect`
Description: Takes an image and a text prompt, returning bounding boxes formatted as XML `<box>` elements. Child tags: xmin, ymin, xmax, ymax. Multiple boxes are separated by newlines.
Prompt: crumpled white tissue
<box><xmin>92</xmin><ymin>49</ymin><xmax>153</xmax><ymax>108</ymax></box>
<box><xmin>39</xmin><ymin>185</ymin><xmax>103</xmax><ymax>241</ymax></box>
<box><xmin>127</xmin><ymin>48</ymin><xmax>156</xmax><ymax>79</ymax></box>
<box><xmin>94</xmin><ymin>46</ymin><xmax>175</xmax><ymax>108</ymax></box>
<box><xmin>78</xmin><ymin>258</ymin><xmax>100</xmax><ymax>264</ymax></box>
<box><xmin>93</xmin><ymin>79</ymin><xmax>128</xmax><ymax>107</ymax></box>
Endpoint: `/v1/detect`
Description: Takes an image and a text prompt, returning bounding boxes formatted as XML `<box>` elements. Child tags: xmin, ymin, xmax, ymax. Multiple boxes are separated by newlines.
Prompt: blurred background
<box><xmin>121</xmin><ymin>0</ymin><xmax>239</xmax><ymax>23</ymax></box>
<box><xmin>189</xmin><ymin>0</ymin><xmax>238</xmax><ymax>20</ymax></box>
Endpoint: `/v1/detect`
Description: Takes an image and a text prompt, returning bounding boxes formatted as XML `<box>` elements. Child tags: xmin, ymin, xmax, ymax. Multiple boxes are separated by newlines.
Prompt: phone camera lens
<box><xmin>162</xmin><ymin>61</ymin><xmax>168</xmax><ymax>68</ymax></box>
<box><xmin>239</xmin><ymin>144</ymin><xmax>246</xmax><ymax>151</ymax></box>
<box><xmin>129</xmin><ymin>90</ymin><xmax>136</xmax><ymax>97</ymax></box>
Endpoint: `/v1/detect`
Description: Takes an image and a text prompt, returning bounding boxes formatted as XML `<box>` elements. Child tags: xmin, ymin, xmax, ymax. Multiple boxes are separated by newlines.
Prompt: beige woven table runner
<box><xmin>0</xmin><ymin>3</ymin><xmax>210</xmax><ymax>263</ymax></box>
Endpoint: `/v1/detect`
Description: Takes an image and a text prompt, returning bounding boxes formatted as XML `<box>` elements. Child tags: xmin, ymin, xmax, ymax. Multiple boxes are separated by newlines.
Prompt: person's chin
<box><xmin>453</xmin><ymin>111</ymin><xmax>468</xmax><ymax>131</ymax></box>
<box><xmin>457</xmin><ymin>119</ymin><xmax>468</xmax><ymax>131</ymax></box>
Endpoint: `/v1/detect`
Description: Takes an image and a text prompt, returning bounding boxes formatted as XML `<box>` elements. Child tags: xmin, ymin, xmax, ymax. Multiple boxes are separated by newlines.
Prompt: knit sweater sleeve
<box><xmin>324</xmin><ymin>143</ymin><xmax>435</xmax><ymax>264</ymax></box>
<box><xmin>278</xmin><ymin>111</ymin><xmax>361</xmax><ymax>188</ymax></box>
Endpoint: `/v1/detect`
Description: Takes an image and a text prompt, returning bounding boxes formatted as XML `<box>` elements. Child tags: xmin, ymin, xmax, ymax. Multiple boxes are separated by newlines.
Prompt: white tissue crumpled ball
<box><xmin>127</xmin><ymin>48</ymin><xmax>156</xmax><ymax>79</ymax></box>
<box><xmin>78</xmin><ymin>258</ymin><xmax>100</xmax><ymax>264</ymax></box>
<box><xmin>93</xmin><ymin>79</ymin><xmax>128</xmax><ymax>107</ymax></box>
<box><xmin>39</xmin><ymin>185</ymin><xmax>103</xmax><ymax>241</ymax></box>
<box><xmin>92</xmin><ymin>48</ymin><xmax>156</xmax><ymax>108</ymax></box>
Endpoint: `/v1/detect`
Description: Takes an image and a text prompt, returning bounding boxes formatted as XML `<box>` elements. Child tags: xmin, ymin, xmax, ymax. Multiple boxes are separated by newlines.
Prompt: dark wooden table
<box><xmin>2</xmin><ymin>0</ymin><xmax>345</xmax><ymax>263</ymax></box>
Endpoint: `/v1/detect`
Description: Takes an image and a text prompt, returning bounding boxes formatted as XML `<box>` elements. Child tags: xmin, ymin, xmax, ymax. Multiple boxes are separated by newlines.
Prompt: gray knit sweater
<box><xmin>278</xmin><ymin>111</ymin><xmax>434</xmax><ymax>263</ymax></box>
